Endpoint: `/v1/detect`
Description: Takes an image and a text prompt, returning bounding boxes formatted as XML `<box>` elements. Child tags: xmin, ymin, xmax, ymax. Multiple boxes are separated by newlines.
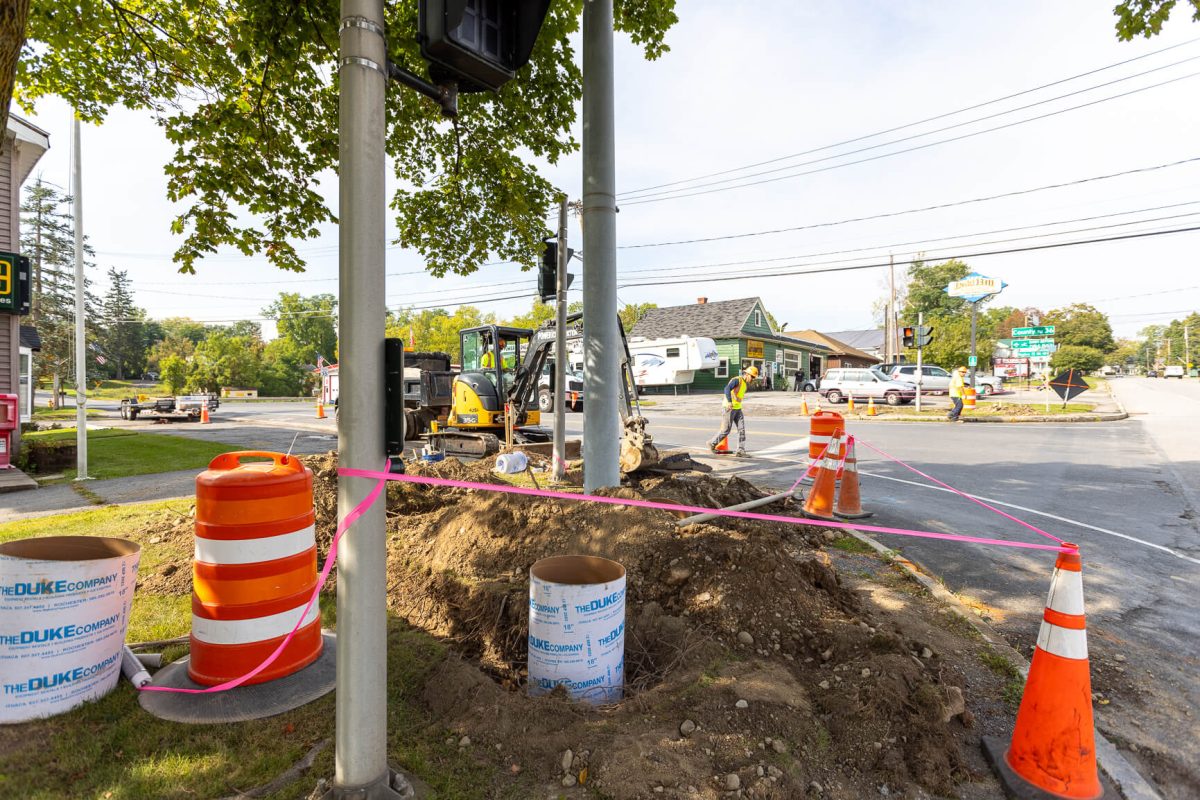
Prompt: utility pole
<box><xmin>887</xmin><ymin>254</ymin><xmax>896</xmax><ymax>364</ymax></box>
<box><xmin>72</xmin><ymin>116</ymin><xmax>89</xmax><ymax>481</ymax></box>
<box><xmin>915</xmin><ymin>311</ymin><xmax>924</xmax><ymax>413</ymax></box>
<box><xmin>968</xmin><ymin>300</ymin><xmax>978</xmax><ymax>388</ymax></box>
<box><xmin>1185</xmin><ymin>326</ymin><xmax>1191</xmax><ymax>372</ymax></box>
<box><xmin>581</xmin><ymin>0</ymin><xmax>620</xmax><ymax>492</ymax></box>
<box><xmin>552</xmin><ymin>196</ymin><xmax>569</xmax><ymax>483</ymax></box>
<box><xmin>332</xmin><ymin>0</ymin><xmax>403</xmax><ymax>797</ymax></box>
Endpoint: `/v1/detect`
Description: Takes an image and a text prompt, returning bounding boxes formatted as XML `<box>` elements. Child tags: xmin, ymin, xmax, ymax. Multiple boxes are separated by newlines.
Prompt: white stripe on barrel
<box><xmin>1036</xmin><ymin>621</ymin><xmax>1088</xmax><ymax>660</ymax></box>
<box><xmin>194</xmin><ymin>525</ymin><xmax>316</xmax><ymax>565</ymax></box>
<box><xmin>192</xmin><ymin>601</ymin><xmax>319</xmax><ymax>646</ymax></box>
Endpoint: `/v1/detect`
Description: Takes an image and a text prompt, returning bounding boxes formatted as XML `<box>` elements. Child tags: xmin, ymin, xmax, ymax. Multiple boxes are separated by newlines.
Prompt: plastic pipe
<box><xmin>120</xmin><ymin>646</ymin><xmax>152</xmax><ymax>689</ymax></box>
<box><xmin>675</xmin><ymin>489</ymin><xmax>800</xmax><ymax>527</ymax></box>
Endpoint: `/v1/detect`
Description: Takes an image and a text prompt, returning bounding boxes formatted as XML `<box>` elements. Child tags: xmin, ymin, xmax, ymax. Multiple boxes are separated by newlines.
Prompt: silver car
<box><xmin>887</xmin><ymin>364</ymin><xmax>1004</xmax><ymax>396</ymax></box>
<box><xmin>820</xmin><ymin>367</ymin><xmax>916</xmax><ymax>406</ymax></box>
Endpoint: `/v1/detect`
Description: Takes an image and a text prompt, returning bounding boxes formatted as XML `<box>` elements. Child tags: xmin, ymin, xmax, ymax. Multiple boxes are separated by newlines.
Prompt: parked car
<box><xmin>820</xmin><ymin>367</ymin><xmax>916</xmax><ymax>406</ymax></box>
<box><xmin>538</xmin><ymin>361</ymin><xmax>584</xmax><ymax>412</ymax></box>
<box><xmin>1163</xmin><ymin>365</ymin><xmax>1185</xmax><ymax>379</ymax></box>
<box><xmin>1147</xmin><ymin>369</ymin><xmax>1159</xmax><ymax>378</ymax></box>
<box><xmin>886</xmin><ymin>364</ymin><xmax>1004</xmax><ymax>396</ymax></box>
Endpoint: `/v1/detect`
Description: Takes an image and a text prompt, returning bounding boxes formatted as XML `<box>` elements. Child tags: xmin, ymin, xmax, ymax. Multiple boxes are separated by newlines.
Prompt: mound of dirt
<box><xmin>133</xmin><ymin>453</ymin><xmax>978</xmax><ymax>798</ymax></box>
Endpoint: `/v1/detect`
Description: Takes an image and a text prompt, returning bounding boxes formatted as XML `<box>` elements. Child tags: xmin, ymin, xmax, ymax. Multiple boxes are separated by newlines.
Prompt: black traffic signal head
<box><xmin>902</xmin><ymin>326</ymin><xmax>915</xmax><ymax>348</ymax></box>
<box><xmin>419</xmin><ymin>0</ymin><xmax>553</xmax><ymax>92</ymax></box>
<box><xmin>916</xmin><ymin>325</ymin><xmax>934</xmax><ymax>348</ymax></box>
<box><xmin>538</xmin><ymin>241</ymin><xmax>558</xmax><ymax>300</ymax></box>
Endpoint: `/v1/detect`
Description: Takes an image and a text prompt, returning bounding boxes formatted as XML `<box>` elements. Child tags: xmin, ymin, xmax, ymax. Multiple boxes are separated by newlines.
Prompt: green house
<box><xmin>630</xmin><ymin>297</ymin><xmax>833</xmax><ymax>391</ymax></box>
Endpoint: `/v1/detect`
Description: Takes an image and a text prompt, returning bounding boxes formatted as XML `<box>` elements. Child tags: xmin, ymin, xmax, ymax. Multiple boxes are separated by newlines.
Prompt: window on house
<box><xmin>715</xmin><ymin>359</ymin><xmax>729</xmax><ymax>378</ymax></box>
<box><xmin>665</xmin><ymin>347</ymin><xmax>681</xmax><ymax>358</ymax></box>
<box><xmin>754</xmin><ymin>310</ymin><xmax>763</xmax><ymax>327</ymax></box>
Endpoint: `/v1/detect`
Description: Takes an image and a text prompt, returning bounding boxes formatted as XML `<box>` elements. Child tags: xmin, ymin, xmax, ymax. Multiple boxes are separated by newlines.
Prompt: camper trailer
<box><xmin>627</xmin><ymin>337</ymin><xmax>721</xmax><ymax>387</ymax></box>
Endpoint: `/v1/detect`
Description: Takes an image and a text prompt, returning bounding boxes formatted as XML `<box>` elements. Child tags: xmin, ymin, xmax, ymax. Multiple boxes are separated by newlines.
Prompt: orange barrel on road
<box><xmin>806</xmin><ymin>410</ymin><xmax>845</xmax><ymax>479</ymax></box>
<box><xmin>189</xmin><ymin>451</ymin><xmax>322</xmax><ymax>686</ymax></box>
<box><xmin>964</xmin><ymin>386</ymin><xmax>978</xmax><ymax>410</ymax></box>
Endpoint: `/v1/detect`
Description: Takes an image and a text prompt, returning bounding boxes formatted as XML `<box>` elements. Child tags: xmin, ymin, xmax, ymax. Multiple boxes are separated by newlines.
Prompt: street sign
<box><xmin>945</xmin><ymin>272</ymin><xmax>1007</xmax><ymax>303</ymax></box>
<box><xmin>1012</xmin><ymin>347</ymin><xmax>1056</xmax><ymax>358</ymax></box>
<box><xmin>1012</xmin><ymin>325</ymin><xmax>1055</xmax><ymax>338</ymax></box>
<box><xmin>1010</xmin><ymin>338</ymin><xmax>1055</xmax><ymax>351</ymax></box>
<box><xmin>1049</xmin><ymin>369</ymin><xmax>1089</xmax><ymax>402</ymax></box>
<box><xmin>968</xmin><ymin>355</ymin><xmax>978</xmax><ymax>367</ymax></box>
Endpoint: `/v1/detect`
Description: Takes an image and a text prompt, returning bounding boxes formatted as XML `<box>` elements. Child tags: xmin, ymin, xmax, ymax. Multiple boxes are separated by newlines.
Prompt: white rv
<box><xmin>627</xmin><ymin>337</ymin><xmax>721</xmax><ymax>387</ymax></box>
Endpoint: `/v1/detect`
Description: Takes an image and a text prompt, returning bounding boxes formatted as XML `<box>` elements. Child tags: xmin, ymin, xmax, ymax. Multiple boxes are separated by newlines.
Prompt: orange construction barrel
<box><xmin>805</xmin><ymin>410</ymin><xmax>845</xmax><ymax>479</ymax></box>
<box><xmin>964</xmin><ymin>386</ymin><xmax>978</xmax><ymax>409</ymax></box>
<box><xmin>189</xmin><ymin>451</ymin><xmax>322</xmax><ymax>686</ymax></box>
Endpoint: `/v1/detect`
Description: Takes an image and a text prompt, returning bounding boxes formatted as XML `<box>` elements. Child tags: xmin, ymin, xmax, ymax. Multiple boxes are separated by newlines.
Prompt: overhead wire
<box><xmin>618</xmin><ymin>36</ymin><xmax>1200</xmax><ymax>197</ymax></box>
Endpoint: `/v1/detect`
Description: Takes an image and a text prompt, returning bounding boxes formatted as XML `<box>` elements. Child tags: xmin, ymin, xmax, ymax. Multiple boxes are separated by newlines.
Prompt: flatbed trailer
<box><xmin>119</xmin><ymin>394</ymin><xmax>219</xmax><ymax>422</ymax></box>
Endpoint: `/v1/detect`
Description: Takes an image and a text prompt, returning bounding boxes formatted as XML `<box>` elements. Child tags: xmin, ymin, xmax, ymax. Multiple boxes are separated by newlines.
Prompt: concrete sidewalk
<box><xmin>0</xmin><ymin>469</ymin><xmax>198</xmax><ymax>523</ymax></box>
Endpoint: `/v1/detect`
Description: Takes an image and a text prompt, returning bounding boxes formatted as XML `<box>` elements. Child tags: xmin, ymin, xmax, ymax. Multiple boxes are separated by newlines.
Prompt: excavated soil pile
<box><xmin>300</xmin><ymin>453</ymin><xmax>975</xmax><ymax>799</ymax></box>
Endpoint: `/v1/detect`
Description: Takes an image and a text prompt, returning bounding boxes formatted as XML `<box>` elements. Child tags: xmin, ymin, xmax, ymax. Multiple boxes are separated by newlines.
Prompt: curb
<box><xmin>840</xmin><ymin>528</ymin><xmax>1163</xmax><ymax>800</ymax></box>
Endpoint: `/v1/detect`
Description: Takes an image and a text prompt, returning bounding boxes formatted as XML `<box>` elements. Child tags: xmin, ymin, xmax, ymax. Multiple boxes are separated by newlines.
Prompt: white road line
<box><xmin>859</xmin><ymin>469</ymin><xmax>1200</xmax><ymax>566</ymax></box>
<box><xmin>755</xmin><ymin>436</ymin><xmax>811</xmax><ymax>457</ymax></box>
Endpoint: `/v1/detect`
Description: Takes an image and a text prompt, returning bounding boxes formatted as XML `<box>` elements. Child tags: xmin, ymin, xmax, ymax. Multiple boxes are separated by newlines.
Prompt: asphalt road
<box><xmin>560</xmin><ymin>381</ymin><xmax>1200</xmax><ymax>797</ymax></box>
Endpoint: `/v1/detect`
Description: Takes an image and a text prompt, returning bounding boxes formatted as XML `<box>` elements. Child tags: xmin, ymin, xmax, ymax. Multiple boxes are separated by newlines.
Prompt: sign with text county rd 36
<box><xmin>945</xmin><ymin>273</ymin><xmax>1007</xmax><ymax>303</ymax></box>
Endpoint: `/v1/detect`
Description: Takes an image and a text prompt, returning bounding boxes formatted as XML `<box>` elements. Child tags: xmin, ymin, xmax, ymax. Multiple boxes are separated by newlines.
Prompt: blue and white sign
<box><xmin>945</xmin><ymin>272</ymin><xmax>1007</xmax><ymax>304</ymax></box>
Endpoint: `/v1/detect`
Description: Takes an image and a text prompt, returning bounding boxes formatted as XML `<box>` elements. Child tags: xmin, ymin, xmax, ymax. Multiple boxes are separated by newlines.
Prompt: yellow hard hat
<box><xmin>745</xmin><ymin>365</ymin><xmax>760</xmax><ymax>378</ymax></box>
<box><xmin>957</xmin><ymin>366</ymin><xmax>969</xmax><ymax>373</ymax></box>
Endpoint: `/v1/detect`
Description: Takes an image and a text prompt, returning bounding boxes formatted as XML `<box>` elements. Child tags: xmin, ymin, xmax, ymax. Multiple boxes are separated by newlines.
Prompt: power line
<box><xmin>621</xmin><ymin>70</ymin><xmax>1200</xmax><ymax>206</ymax></box>
<box><xmin>618</xmin><ymin>156</ymin><xmax>1200</xmax><ymax>249</ymax></box>
<box><xmin>618</xmin><ymin>37</ymin><xmax>1200</xmax><ymax>198</ymax></box>
<box><xmin>615</xmin><ymin>225</ymin><xmax>1200</xmax><ymax>290</ymax></box>
<box><xmin>620</xmin><ymin>51</ymin><xmax>1200</xmax><ymax>201</ymax></box>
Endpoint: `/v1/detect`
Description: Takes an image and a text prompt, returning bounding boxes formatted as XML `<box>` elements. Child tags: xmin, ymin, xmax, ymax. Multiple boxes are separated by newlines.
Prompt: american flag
<box><xmin>96</xmin><ymin>354</ymin><xmax>107</xmax><ymax>365</ymax></box>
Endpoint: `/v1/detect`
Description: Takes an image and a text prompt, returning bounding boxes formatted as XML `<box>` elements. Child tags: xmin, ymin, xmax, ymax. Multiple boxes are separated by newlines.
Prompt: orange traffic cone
<box><xmin>834</xmin><ymin>436</ymin><xmax>872</xmax><ymax>519</ymax></box>
<box><xmin>316</xmin><ymin>402</ymin><xmax>326</xmax><ymax>420</ymax></box>
<box><xmin>800</xmin><ymin>397</ymin><xmax>810</xmax><ymax>416</ymax></box>
<box><xmin>813</xmin><ymin>398</ymin><xmax>821</xmax><ymax>414</ymax></box>
<box><xmin>714</xmin><ymin>435</ymin><xmax>730</xmax><ymax>454</ymax></box>
<box><xmin>802</xmin><ymin>433</ymin><xmax>842</xmax><ymax>521</ymax></box>
<box><xmin>847</xmin><ymin>395</ymin><xmax>856</xmax><ymax>414</ymax></box>
<box><xmin>983</xmin><ymin>545</ymin><xmax>1104</xmax><ymax>800</ymax></box>
<box><xmin>867</xmin><ymin>397</ymin><xmax>877</xmax><ymax>416</ymax></box>
<box><xmin>200</xmin><ymin>405</ymin><xmax>211</xmax><ymax>425</ymax></box>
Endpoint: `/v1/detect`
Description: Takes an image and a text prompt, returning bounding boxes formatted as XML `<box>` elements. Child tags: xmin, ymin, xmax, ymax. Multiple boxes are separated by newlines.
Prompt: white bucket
<box><xmin>494</xmin><ymin>452</ymin><xmax>529</xmax><ymax>474</ymax></box>
<box><xmin>528</xmin><ymin>555</ymin><xmax>625</xmax><ymax>704</ymax></box>
<box><xmin>0</xmin><ymin>536</ymin><xmax>141</xmax><ymax>723</ymax></box>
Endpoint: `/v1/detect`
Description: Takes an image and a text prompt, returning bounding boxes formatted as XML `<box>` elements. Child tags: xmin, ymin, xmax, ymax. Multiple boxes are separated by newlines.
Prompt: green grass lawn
<box><xmin>850</xmin><ymin>401</ymin><xmax>1096</xmax><ymax>417</ymax></box>
<box><xmin>41</xmin><ymin>380</ymin><xmax>168</xmax><ymax>400</ymax></box>
<box><xmin>23</xmin><ymin>428</ymin><xmax>243</xmax><ymax>482</ymax></box>
<box><xmin>31</xmin><ymin>406</ymin><xmax>105</xmax><ymax>420</ymax></box>
<box><xmin>0</xmin><ymin>502</ymin><xmax>516</xmax><ymax>800</ymax></box>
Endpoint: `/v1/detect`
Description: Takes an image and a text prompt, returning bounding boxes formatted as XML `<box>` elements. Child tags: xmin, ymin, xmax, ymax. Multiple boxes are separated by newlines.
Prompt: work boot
<box><xmin>708</xmin><ymin>442</ymin><xmax>719</xmax><ymax>453</ymax></box>
<box><xmin>735</xmin><ymin>449</ymin><xmax>748</xmax><ymax>458</ymax></box>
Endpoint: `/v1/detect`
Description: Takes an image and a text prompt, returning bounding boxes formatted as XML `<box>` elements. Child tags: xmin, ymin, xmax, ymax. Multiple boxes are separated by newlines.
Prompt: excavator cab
<box><xmin>449</xmin><ymin>325</ymin><xmax>540</xmax><ymax>430</ymax></box>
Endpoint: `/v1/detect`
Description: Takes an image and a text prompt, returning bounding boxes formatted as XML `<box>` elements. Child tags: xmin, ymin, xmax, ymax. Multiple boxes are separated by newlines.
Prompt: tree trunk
<box><xmin>51</xmin><ymin>372</ymin><xmax>61</xmax><ymax>410</ymax></box>
<box><xmin>0</xmin><ymin>0</ymin><xmax>30</xmax><ymax>154</ymax></box>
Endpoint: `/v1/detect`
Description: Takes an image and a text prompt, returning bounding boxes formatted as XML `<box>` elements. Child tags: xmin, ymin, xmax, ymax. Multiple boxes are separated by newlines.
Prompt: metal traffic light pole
<box><xmin>332</xmin><ymin>0</ymin><xmax>405</xmax><ymax>797</ymax></box>
<box><xmin>553</xmin><ymin>196</ymin><xmax>569</xmax><ymax>483</ymax></box>
<box><xmin>915</xmin><ymin>312</ymin><xmax>923</xmax><ymax>413</ymax></box>
<box><xmin>581</xmin><ymin>0</ymin><xmax>620</xmax><ymax>492</ymax></box>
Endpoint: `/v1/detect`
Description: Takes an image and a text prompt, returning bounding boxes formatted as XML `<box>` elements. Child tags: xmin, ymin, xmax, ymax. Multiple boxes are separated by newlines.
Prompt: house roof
<box><xmin>631</xmin><ymin>298</ymin><xmax>764</xmax><ymax>339</ymax></box>
<box><xmin>631</xmin><ymin>298</ymin><xmax>833</xmax><ymax>352</ymax></box>
<box><xmin>7</xmin><ymin>113</ymin><xmax>50</xmax><ymax>186</ymax></box>
<box><xmin>787</xmin><ymin>330</ymin><xmax>881</xmax><ymax>363</ymax></box>
<box><xmin>823</xmin><ymin>329</ymin><xmax>885</xmax><ymax>351</ymax></box>
<box><xmin>19</xmin><ymin>325</ymin><xmax>41</xmax><ymax>351</ymax></box>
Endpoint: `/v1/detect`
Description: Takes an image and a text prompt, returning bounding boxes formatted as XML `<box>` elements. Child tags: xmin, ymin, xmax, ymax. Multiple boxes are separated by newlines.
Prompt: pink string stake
<box><xmin>139</xmin><ymin>462</ymin><xmax>392</xmax><ymax>694</ymax></box>
<box><xmin>853</xmin><ymin>437</ymin><xmax>1067</xmax><ymax>545</ymax></box>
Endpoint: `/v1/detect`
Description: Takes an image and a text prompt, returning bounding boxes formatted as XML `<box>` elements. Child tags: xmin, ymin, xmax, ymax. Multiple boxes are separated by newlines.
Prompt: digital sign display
<box><xmin>0</xmin><ymin>252</ymin><xmax>31</xmax><ymax>316</ymax></box>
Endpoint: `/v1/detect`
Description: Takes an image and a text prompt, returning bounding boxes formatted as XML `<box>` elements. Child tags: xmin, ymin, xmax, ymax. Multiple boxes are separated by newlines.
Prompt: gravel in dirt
<box><xmin>130</xmin><ymin>452</ymin><xmax>1016</xmax><ymax>799</ymax></box>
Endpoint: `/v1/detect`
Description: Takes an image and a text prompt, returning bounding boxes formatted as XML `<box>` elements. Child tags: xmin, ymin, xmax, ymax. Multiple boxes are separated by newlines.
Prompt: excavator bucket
<box><xmin>619</xmin><ymin>416</ymin><xmax>660</xmax><ymax>473</ymax></box>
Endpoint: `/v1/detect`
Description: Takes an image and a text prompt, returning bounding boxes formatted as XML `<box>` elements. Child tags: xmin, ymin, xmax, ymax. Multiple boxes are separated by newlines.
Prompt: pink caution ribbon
<box><xmin>338</xmin><ymin>467</ymin><xmax>1071</xmax><ymax>553</ymax></box>
<box><xmin>138</xmin><ymin>463</ymin><xmax>391</xmax><ymax>694</ymax></box>
<box><xmin>853</xmin><ymin>438</ymin><xmax>1067</xmax><ymax>544</ymax></box>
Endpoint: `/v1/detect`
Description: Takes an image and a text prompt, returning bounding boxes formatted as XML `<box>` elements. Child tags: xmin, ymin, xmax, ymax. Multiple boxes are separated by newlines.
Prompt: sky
<box><xmin>17</xmin><ymin>0</ymin><xmax>1200</xmax><ymax>341</ymax></box>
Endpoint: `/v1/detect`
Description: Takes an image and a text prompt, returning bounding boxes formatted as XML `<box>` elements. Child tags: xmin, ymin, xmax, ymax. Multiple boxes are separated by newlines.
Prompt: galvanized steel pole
<box><xmin>581</xmin><ymin>0</ymin><xmax>620</xmax><ymax>492</ymax></box>
<box><xmin>333</xmin><ymin>0</ymin><xmax>396</xmax><ymax>796</ymax></box>
<box><xmin>553</xmin><ymin>196</ymin><xmax>569</xmax><ymax>483</ymax></box>
<box><xmin>71</xmin><ymin>116</ymin><xmax>88</xmax><ymax>480</ymax></box>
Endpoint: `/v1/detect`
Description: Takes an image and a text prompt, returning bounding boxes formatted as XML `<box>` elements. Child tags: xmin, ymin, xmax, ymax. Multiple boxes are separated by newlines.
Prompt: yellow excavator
<box><xmin>397</xmin><ymin>314</ymin><xmax>659</xmax><ymax>472</ymax></box>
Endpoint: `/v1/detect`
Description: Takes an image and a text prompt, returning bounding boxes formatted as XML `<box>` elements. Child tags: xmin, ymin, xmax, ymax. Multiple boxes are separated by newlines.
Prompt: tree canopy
<box><xmin>17</xmin><ymin>0</ymin><xmax>677</xmax><ymax>277</ymax></box>
<box><xmin>1113</xmin><ymin>0</ymin><xmax>1200</xmax><ymax>39</ymax></box>
<box><xmin>1043</xmin><ymin>303</ymin><xmax>1115</xmax><ymax>353</ymax></box>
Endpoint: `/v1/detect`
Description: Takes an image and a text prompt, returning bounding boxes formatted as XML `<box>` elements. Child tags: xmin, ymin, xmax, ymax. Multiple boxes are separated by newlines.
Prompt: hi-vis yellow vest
<box><xmin>731</xmin><ymin>377</ymin><xmax>748</xmax><ymax>410</ymax></box>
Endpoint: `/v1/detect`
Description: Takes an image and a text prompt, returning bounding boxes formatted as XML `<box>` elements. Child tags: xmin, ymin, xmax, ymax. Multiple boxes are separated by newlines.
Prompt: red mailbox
<box><xmin>0</xmin><ymin>393</ymin><xmax>17</xmax><ymax>469</ymax></box>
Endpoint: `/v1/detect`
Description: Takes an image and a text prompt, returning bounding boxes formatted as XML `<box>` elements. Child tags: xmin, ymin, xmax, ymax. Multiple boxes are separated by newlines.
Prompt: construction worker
<box><xmin>709</xmin><ymin>365</ymin><xmax>759</xmax><ymax>456</ymax></box>
<box><xmin>948</xmin><ymin>365</ymin><xmax>968</xmax><ymax>422</ymax></box>
<box><xmin>480</xmin><ymin>336</ymin><xmax>504</xmax><ymax>370</ymax></box>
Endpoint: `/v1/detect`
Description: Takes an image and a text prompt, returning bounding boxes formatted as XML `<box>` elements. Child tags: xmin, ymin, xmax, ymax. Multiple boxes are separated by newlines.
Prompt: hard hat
<box><xmin>745</xmin><ymin>365</ymin><xmax>760</xmax><ymax>378</ymax></box>
<box><xmin>957</xmin><ymin>366</ymin><xmax>969</xmax><ymax>373</ymax></box>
